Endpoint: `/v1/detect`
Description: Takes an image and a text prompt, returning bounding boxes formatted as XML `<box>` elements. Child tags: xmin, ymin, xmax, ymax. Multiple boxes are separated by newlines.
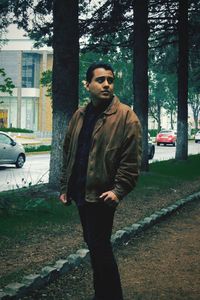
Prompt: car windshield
<box><xmin>160</xmin><ymin>130</ymin><xmax>173</xmax><ymax>134</ymax></box>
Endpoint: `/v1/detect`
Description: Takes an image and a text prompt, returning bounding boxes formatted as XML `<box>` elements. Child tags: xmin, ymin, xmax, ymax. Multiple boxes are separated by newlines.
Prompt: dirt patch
<box><xmin>24</xmin><ymin>196</ymin><xmax>200</xmax><ymax>299</ymax></box>
<box><xmin>0</xmin><ymin>180</ymin><xmax>200</xmax><ymax>289</ymax></box>
<box><xmin>119</xmin><ymin>200</ymin><xmax>200</xmax><ymax>299</ymax></box>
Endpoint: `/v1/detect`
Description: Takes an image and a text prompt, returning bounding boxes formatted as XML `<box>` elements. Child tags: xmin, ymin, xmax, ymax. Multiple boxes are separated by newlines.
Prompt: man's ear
<box><xmin>85</xmin><ymin>82</ymin><xmax>90</xmax><ymax>91</ymax></box>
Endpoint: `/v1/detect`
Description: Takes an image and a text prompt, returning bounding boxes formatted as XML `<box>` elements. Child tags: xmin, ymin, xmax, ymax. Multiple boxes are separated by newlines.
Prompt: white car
<box><xmin>0</xmin><ymin>131</ymin><xmax>26</xmax><ymax>168</ymax></box>
<box><xmin>195</xmin><ymin>131</ymin><xmax>200</xmax><ymax>143</ymax></box>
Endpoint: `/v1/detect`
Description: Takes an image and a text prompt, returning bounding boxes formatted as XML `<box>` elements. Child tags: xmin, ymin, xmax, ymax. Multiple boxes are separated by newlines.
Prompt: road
<box><xmin>151</xmin><ymin>140</ymin><xmax>200</xmax><ymax>162</ymax></box>
<box><xmin>0</xmin><ymin>154</ymin><xmax>50</xmax><ymax>192</ymax></box>
<box><xmin>0</xmin><ymin>141</ymin><xmax>199</xmax><ymax>192</ymax></box>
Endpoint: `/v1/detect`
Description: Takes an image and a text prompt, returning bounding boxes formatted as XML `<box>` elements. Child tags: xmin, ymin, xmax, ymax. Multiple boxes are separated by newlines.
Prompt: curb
<box><xmin>0</xmin><ymin>191</ymin><xmax>200</xmax><ymax>299</ymax></box>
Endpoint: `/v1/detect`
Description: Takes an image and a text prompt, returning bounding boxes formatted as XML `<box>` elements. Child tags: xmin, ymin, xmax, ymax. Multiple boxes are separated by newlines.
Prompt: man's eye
<box><xmin>96</xmin><ymin>77</ymin><xmax>104</xmax><ymax>83</ymax></box>
<box><xmin>96</xmin><ymin>77</ymin><xmax>114</xmax><ymax>84</ymax></box>
<box><xmin>107</xmin><ymin>78</ymin><xmax>114</xmax><ymax>84</ymax></box>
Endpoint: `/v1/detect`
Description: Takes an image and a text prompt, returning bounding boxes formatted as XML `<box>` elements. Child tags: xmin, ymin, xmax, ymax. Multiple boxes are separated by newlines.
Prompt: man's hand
<box><xmin>99</xmin><ymin>191</ymin><xmax>119</xmax><ymax>207</ymax></box>
<box><xmin>59</xmin><ymin>193</ymin><xmax>71</xmax><ymax>206</ymax></box>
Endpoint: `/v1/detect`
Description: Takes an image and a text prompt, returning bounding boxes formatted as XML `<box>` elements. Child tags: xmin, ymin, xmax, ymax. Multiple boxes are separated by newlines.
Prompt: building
<box><xmin>0</xmin><ymin>25</ymin><xmax>53</xmax><ymax>132</ymax></box>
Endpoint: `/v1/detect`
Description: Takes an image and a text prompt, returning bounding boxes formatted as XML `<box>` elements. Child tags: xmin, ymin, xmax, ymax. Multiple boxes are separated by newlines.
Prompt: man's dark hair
<box><xmin>86</xmin><ymin>62</ymin><xmax>114</xmax><ymax>83</ymax></box>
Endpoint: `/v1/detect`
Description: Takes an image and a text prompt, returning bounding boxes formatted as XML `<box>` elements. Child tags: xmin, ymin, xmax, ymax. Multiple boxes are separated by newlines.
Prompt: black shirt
<box><xmin>68</xmin><ymin>100</ymin><xmax>112</xmax><ymax>206</ymax></box>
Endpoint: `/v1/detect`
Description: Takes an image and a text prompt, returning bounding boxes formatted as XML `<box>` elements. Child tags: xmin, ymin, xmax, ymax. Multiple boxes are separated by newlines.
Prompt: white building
<box><xmin>0</xmin><ymin>25</ymin><xmax>53</xmax><ymax>132</ymax></box>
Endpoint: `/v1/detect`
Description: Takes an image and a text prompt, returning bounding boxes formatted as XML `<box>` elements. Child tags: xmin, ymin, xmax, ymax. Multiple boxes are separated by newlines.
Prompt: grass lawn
<box><xmin>0</xmin><ymin>187</ymin><xmax>78</xmax><ymax>245</ymax></box>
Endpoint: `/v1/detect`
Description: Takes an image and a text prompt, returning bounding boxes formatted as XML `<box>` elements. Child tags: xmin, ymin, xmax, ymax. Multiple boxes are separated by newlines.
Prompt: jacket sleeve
<box><xmin>60</xmin><ymin>117</ymin><xmax>74</xmax><ymax>195</ymax></box>
<box><xmin>111</xmin><ymin>112</ymin><xmax>142</xmax><ymax>200</ymax></box>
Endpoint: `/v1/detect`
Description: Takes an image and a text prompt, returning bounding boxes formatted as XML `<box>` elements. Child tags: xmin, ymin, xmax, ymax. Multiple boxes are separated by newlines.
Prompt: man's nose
<box><xmin>103</xmin><ymin>79</ymin><xmax>110</xmax><ymax>87</ymax></box>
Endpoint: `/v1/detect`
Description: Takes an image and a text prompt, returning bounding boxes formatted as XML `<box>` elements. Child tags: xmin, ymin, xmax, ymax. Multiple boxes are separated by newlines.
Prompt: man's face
<box><xmin>86</xmin><ymin>68</ymin><xmax>114</xmax><ymax>103</ymax></box>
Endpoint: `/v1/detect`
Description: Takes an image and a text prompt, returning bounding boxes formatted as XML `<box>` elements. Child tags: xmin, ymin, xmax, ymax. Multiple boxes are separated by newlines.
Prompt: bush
<box><xmin>149</xmin><ymin>129</ymin><xmax>158</xmax><ymax>137</ymax></box>
<box><xmin>25</xmin><ymin>145</ymin><xmax>51</xmax><ymax>152</ymax></box>
<box><xmin>191</xmin><ymin>128</ymin><xmax>199</xmax><ymax>135</ymax></box>
<box><xmin>0</xmin><ymin>127</ymin><xmax>34</xmax><ymax>133</ymax></box>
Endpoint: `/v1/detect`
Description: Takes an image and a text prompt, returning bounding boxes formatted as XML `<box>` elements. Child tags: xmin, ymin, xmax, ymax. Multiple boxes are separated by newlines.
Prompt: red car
<box><xmin>156</xmin><ymin>130</ymin><xmax>177</xmax><ymax>146</ymax></box>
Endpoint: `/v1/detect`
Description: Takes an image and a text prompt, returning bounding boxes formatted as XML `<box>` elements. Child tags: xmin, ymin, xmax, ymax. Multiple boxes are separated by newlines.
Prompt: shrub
<box><xmin>149</xmin><ymin>129</ymin><xmax>158</xmax><ymax>137</ymax></box>
<box><xmin>0</xmin><ymin>127</ymin><xmax>33</xmax><ymax>133</ymax></box>
<box><xmin>25</xmin><ymin>145</ymin><xmax>51</xmax><ymax>152</ymax></box>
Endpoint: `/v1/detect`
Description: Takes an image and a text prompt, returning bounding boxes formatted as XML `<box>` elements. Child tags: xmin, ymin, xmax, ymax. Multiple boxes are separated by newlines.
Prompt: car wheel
<box><xmin>172</xmin><ymin>142</ymin><xmax>176</xmax><ymax>147</ymax></box>
<box><xmin>157</xmin><ymin>142</ymin><xmax>160</xmax><ymax>146</ymax></box>
<box><xmin>16</xmin><ymin>154</ymin><xmax>25</xmax><ymax>168</ymax></box>
<box><xmin>148</xmin><ymin>145</ymin><xmax>155</xmax><ymax>159</ymax></box>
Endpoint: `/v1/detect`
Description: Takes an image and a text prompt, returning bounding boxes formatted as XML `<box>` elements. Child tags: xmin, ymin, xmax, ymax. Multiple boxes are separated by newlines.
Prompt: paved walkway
<box><xmin>24</xmin><ymin>199</ymin><xmax>200</xmax><ymax>300</ymax></box>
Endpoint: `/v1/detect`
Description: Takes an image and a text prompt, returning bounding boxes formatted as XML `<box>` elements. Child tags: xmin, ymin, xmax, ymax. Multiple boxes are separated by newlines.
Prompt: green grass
<box><xmin>133</xmin><ymin>154</ymin><xmax>200</xmax><ymax>200</ymax></box>
<box><xmin>0</xmin><ymin>198</ymin><xmax>77</xmax><ymax>237</ymax></box>
<box><xmin>150</xmin><ymin>154</ymin><xmax>200</xmax><ymax>180</ymax></box>
<box><xmin>0</xmin><ymin>187</ymin><xmax>78</xmax><ymax>245</ymax></box>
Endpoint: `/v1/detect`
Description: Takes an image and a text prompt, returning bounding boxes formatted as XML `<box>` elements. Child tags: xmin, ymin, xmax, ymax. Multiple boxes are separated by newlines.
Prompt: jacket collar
<box><xmin>80</xmin><ymin>95</ymin><xmax>120</xmax><ymax>116</ymax></box>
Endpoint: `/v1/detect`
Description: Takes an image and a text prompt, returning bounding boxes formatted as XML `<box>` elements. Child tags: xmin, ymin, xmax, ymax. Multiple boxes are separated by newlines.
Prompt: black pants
<box><xmin>78</xmin><ymin>202</ymin><xmax>123</xmax><ymax>300</ymax></box>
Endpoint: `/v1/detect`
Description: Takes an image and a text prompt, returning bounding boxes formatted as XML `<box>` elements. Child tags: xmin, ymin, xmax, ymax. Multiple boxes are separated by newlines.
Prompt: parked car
<box><xmin>148</xmin><ymin>134</ymin><xmax>155</xmax><ymax>159</ymax></box>
<box><xmin>156</xmin><ymin>130</ymin><xmax>176</xmax><ymax>146</ymax></box>
<box><xmin>194</xmin><ymin>131</ymin><xmax>200</xmax><ymax>143</ymax></box>
<box><xmin>0</xmin><ymin>131</ymin><xmax>26</xmax><ymax>168</ymax></box>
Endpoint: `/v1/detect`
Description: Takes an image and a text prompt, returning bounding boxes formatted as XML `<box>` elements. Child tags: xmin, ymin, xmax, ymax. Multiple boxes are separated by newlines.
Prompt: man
<box><xmin>60</xmin><ymin>62</ymin><xmax>142</xmax><ymax>300</ymax></box>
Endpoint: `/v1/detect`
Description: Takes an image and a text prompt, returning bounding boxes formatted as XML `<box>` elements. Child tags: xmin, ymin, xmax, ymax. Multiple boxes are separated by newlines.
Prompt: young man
<box><xmin>60</xmin><ymin>62</ymin><xmax>142</xmax><ymax>300</ymax></box>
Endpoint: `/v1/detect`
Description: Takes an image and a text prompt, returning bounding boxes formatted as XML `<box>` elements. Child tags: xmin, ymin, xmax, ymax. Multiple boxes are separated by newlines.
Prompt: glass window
<box><xmin>0</xmin><ymin>133</ymin><xmax>11</xmax><ymax>145</ymax></box>
<box><xmin>22</xmin><ymin>53</ymin><xmax>40</xmax><ymax>88</ymax></box>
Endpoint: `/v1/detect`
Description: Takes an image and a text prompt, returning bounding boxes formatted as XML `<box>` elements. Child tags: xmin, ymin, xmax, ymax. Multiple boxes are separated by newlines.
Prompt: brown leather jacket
<box><xmin>60</xmin><ymin>96</ymin><xmax>142</xmax><ymax>202</ymax></box>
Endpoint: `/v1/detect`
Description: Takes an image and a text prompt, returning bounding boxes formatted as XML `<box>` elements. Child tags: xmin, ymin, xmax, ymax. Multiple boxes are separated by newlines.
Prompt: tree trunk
<box><xmin>157</xmin><ymin>100</ymin><xmax>161</xmax><ymax>132</ymax></box>
<box><xmin>133</xmin><ymin>0</ymin><xmax>149</xmax><ymax>171</ymax></box>
<box><xmin>170</xmin><ymin>111</ymin><xmax>174</xmax><ymax>130</ymax></box>
<box><xmin>175</xmin><ymin>0</ymin><xmax>189</xmax><ymax>160</ymax></box>
<box><xmin>49</xmin><ymin>0</ymin><xmax>79</xmax><ymax>188</ymax></box>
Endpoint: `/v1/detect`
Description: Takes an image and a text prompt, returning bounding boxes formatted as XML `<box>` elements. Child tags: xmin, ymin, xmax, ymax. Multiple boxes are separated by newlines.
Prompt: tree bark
<box><xmin>133</xmin><ymin>0</ymin><xmax>149</xmax><ymax>171</ymax></box>
<box><xmin>175</xmin><ymin>0</ymin><xmax>189</xmax><ymax>160</ymax></box>
<box><xmin>49</xmin><ymin>0</ymin><xmax>79</xmax><ymax>188</ymax></box>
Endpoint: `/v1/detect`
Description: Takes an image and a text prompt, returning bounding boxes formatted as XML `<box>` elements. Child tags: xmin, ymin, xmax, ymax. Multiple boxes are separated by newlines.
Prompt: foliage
<box><xmin>40</xmin><ymin>70</ymin><xmax>52</xmax><ymax>99</ymax></box>
<box><xmin>24</xmin><ymin>145</ymin><xmax>51</xmax><ymax>152</ymax></box>
<box><xmin>0</xmin><ymin>0</ymin><xmax>53</xmax><ymax>47</ymax></box>
<box><xmin>149</xmin><ymin>42</ymin><xmax>179</xmax><ymax>130</ymax></box>
<box><xmin>149</xmin><ymin>129</ymin><xmax>159</xmax><ymax>137</ymax></box>
<box><xmin>188</xmin><ymin>93</ymin><xmax>200</xmax><ymax>130</ymax></box>
<box><xmin>0</xmin><ymin>0</ymin><xmax>200</xmax><ymax>170</ymax></box>
<box><xmin>0</xmin><ymin>127</ymin><xmax>33</xmax><ymax>133</ymax></box>
<box><xmin>1</xmin><ymin>0</ymin><xmax>199</xmax><ymax>50</ymax></box>
<box><xmin>0</xmin><ymin>68</ymin><xmax>15</xmax><ymax>96</ymax></box>
<box><xmin>188</xmin><ymin>33</ymin><xmax>200</xmax><ymax>130</ymax></box>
